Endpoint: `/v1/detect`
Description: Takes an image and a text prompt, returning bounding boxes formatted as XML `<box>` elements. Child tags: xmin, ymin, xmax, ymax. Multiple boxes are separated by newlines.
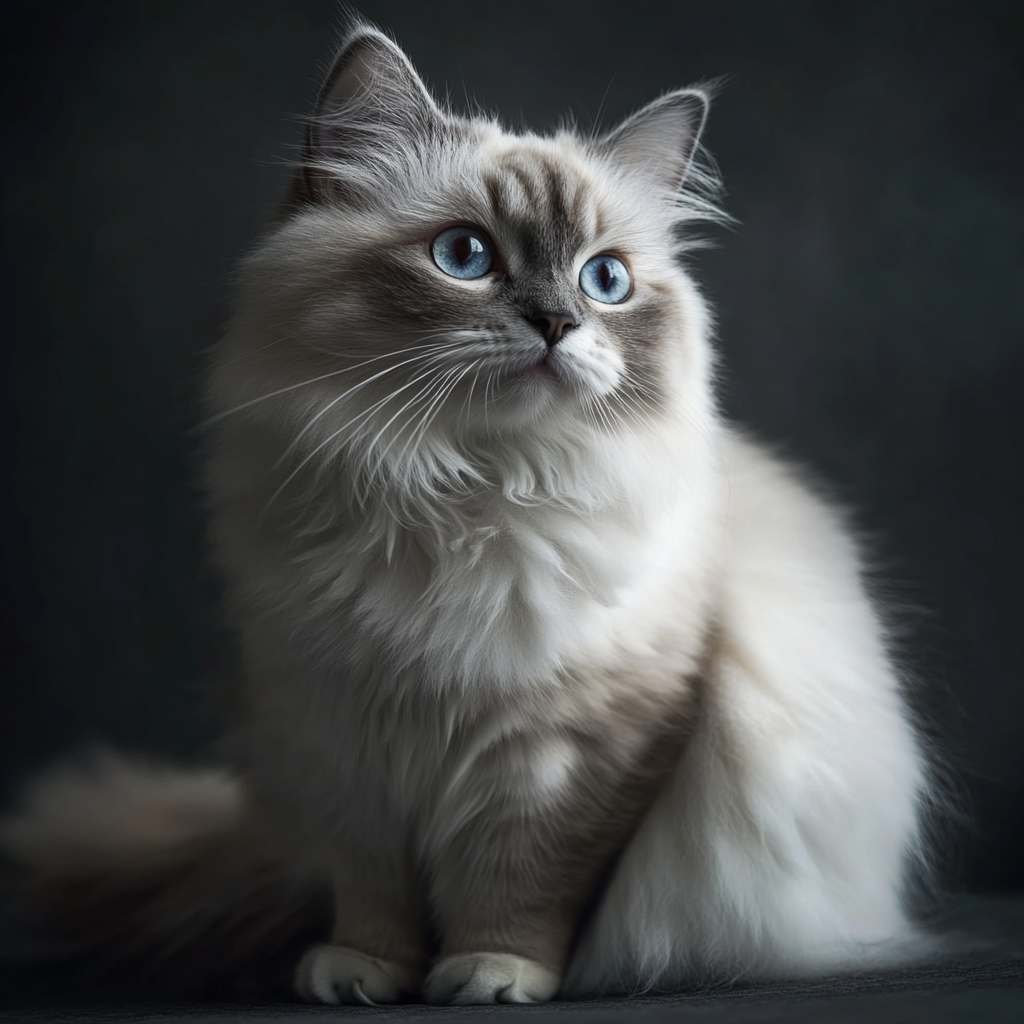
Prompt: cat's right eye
<box><xmin>431</xmin><ymin>227</ymin><xmax>494</xmax><ymax>280</ymax></box>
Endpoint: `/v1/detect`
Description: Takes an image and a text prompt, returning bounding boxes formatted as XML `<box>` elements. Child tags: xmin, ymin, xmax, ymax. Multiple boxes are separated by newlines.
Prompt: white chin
<box><xmin>472</xmin><ymin>368</ymin><xmax>561</xmax><ymax>429</ymax></box>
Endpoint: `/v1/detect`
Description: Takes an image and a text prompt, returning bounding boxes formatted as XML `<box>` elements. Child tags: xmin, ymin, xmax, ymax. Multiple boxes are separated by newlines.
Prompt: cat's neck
<box><xmin>336</xmin><ymin>412</ymin><xmax>684</xmax><ymax>539</ymax></box>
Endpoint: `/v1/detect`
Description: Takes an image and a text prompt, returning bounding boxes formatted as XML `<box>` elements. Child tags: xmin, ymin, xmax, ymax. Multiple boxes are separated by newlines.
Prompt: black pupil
<box><xmin>453</xmin><ymin>234</ymin><xmax>476</xmax><ymax>265</ymax></box>
<box><xmin>599</xmin><ymin>261</ymin><xmax>614</xmax><ymax>290</ymax></box>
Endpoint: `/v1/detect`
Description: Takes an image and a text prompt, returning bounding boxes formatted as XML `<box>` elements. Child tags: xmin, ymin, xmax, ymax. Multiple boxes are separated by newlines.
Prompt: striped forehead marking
<box><xmin>482</xmin><ymin>152</ymin><xmax>595</xmax><ymax>251</ymax></box>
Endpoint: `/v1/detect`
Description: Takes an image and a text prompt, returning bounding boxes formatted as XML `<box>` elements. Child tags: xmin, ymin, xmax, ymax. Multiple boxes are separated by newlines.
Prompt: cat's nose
<box><xmin>528</xmin><ymin>311</ymin><xmax>577</xmax><ymax>348</ymax></box>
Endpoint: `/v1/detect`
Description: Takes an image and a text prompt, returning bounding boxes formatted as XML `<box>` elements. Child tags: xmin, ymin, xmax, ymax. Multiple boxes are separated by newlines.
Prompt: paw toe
<box><xmin>425</xmin><ymin>951</ymin><xmax>559</xmax><ymax>1005</ymax></box>
<box><xmin>295</xmin><ymin>944</ymin><xmax>416</xmax><ymax>1005</ymax></box>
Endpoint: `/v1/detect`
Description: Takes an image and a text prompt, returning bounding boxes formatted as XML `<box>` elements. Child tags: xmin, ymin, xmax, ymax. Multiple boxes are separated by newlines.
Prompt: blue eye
<box><xmin>431</xmin><ymin>226</ymin><xmax>494</xmax><ymax>279</ymax></box>
<box><xmin>579</xmin><ymin>254</ymin><xmax>631</xmax><ymax>304</ymax></box>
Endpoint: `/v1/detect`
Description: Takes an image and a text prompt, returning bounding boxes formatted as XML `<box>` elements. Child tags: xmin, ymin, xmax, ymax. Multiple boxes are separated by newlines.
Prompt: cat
<box><xmin>0</xmin><ymin>20</ymin><xmax>937</xmax><ymax>1005</ymax></box>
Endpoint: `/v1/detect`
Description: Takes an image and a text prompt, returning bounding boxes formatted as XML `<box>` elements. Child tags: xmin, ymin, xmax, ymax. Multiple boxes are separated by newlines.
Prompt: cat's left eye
<box><xmin>579</xmin><ymin>254</ymin><xmax>632</xmax><ymax>304</ymax></box>
<box><xmin>431</xmin><ymin>226</ymin><xmax>494</xmax><ymax>280</ymax></box>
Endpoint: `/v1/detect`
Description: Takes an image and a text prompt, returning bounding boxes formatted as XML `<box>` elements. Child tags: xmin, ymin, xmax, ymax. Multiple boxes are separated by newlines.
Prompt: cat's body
<box><xmin>1</xmin><ymin>23</ymin><xmax>934</xmax><ymax>1004</ymax></box>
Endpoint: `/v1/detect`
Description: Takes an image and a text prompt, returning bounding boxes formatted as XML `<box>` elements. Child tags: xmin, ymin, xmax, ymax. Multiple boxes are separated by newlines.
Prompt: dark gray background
<box><xmin>2</xmin><ymin>0</ymin><xmax>1022</xmax><ymax>892</ymax></box>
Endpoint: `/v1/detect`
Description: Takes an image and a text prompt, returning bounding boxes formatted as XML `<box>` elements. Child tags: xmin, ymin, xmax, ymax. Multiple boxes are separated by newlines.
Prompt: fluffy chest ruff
<box><xmin>216</xmin><ymin>420</ymin><xmax>720</xmax><ymax>855</ymax></box>
<box><xmin>218</xmin><ymin>416</ymin><xmax>721</xmax><ymax>702</ymax></box>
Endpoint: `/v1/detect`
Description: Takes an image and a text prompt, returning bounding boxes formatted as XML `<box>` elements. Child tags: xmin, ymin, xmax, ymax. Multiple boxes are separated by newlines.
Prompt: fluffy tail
<box><xmin>0</xmin><ymin>754</ymin><xmax>328</xmax><ymax>997</ymax></box>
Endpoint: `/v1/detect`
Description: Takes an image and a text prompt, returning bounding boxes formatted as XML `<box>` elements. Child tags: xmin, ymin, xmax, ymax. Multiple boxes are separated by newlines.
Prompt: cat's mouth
<box><xmin>501</xmin><ymin>353</ymin><xmax>565</xmax><ymax>401</ymax></box>
<box><xmin>509</xmin><ymin>350</ymin><xmax>563</xmax><ymax>384</ymax></box>
<box><xmin>529</xmin><ymin>356</ymin><xmax>559</xmax><ymax>380</ymax></box>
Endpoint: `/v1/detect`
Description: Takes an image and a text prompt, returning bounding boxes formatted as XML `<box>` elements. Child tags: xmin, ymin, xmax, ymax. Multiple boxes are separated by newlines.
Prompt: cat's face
<box><xmin>223</xmin><ymin>26</ymin><xmax>719</xmax><ymax>468</ymax></box>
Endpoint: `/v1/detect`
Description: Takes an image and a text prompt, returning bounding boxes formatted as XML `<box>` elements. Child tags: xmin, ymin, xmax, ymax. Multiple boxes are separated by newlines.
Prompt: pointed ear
<box><xmin>301</xmin><ymin>25</ymin><xmax>443</xmax><ymax>192</ymax></box>
<box><xmin>599</xmin><ymin>89</ymin><xmax>709</xmax><ymax>192</ymax></box>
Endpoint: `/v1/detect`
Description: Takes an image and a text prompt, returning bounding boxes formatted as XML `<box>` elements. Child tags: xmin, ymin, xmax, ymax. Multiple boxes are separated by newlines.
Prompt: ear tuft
<box><xmin>599</xmin><ymin>89</ymin><xmax>710</xmax><ymax>193</ymax></box>
<box><xmin>305</xmin><ymin>24</ymin><xmax>443</xmax><ymax>171</ymax></box>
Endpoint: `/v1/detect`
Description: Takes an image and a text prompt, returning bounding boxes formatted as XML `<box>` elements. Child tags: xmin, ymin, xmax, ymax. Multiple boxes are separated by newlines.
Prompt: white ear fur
<box><xmin>600</xmin><ymin>90</ymin><xmax>709</xmax><ymax>192</ymax></box>
<box><xmin>308</xmin><ymin>25</ymin><xmax>443</xmax><ymax>162</ymax></box>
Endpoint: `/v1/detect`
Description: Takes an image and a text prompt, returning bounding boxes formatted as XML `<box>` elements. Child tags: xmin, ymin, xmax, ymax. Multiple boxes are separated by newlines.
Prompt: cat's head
<box><xmin>216</xmin><ymin>24</ymin><xmax>723</xmax><ymax>489</ymax></box>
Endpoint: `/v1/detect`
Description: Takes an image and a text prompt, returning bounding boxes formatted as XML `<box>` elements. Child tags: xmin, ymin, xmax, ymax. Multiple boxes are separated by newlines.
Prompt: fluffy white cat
<box><xmin>0</xmin><ymin>21</ymin><xmax>935</xmax><ymax>1005</ymax></box>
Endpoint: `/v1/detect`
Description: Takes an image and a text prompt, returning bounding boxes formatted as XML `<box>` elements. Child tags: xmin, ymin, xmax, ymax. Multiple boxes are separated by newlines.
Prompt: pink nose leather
<box><xmin>530</xmin><ymin>312</ymin><xmax>577</xmax><ymax>347</ymax></box>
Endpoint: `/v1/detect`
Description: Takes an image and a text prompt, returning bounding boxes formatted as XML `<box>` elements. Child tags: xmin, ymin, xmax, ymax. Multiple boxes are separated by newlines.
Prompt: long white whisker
<box><xmin>591</xmin><ymin>392</ymin><xmax>631</xmax><ymax>447</ymax></box>
<box><xmin>398</xmin><ymin>362</ymin><xmax>474</xmax><ymax>467</ymax></box>
<box><xmin>203</xmin><ymin>366</ymin><xmax>355</xmax><ymax>427</ymax></box>
<box><xmin>204</xmin><ymin>338</ymin><xmax>466</xmax><ymax>427</ymax></box>
<box><xmin>613</xmin><ymin>389</ymin><xmax>670</xmax><ymax>454</ymax></box>
<box><xmin>355</xmin><ymin>365</ymin><xmax>465</xmax><ymax>501</ymax></box>
<box><xmin>283</xmin><ymin>344</ymin><xmax>466</xmax><ymax>461</ymax></box>
<box><xmin>483</xmin><ymin>370</ymin><xmax>497</xmax><ymax>433</ymax></box>
<box><xmin>619</xmin><ymin>368</ymin><xmax>713</xmax><ymax>446</ymax></box>
<box><xmin>615</xmin><ymin>387</ymin><xmax>660</xmax><ymax>436</ymax></box>
<box><xmin>579</xmin><ymin>393</ymin><xmax>603</xmax><ymax>436</ymax></box>
<box><xmin>259</xmin><ymin>361</ymin><xmax>462</xmax><ymax>521</ymax></box>
<box><xmin>359</xmin><ymin>366</ymin><xmax>463</xmax><ymax>484</ymax></box>
<box><xmin>214</xmin><ymin>334</ymin><xmax>291</xmax><ymax>368</ymax></box>
<box><xmin>316</xmin><ymin>330</ymin><xmax>473</xmax><ymax>362</ymax></box>
<box><xmin>461</xmin><ymin>361</ymin><xmax>483</xmax><ymax>426</ymax></box>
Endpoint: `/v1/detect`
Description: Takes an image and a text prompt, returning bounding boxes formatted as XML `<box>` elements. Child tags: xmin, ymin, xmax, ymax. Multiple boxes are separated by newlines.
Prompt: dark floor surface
<box><xmin>2</xmin><ymin>896</ymin><xmax>1022</xmax><ymax>1023</ymax></box>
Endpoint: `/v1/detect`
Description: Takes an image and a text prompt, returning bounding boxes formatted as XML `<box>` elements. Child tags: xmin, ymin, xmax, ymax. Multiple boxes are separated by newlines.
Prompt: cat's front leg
<box><xmin>422</xmin><ymin>808</ymin><xmax>570</xmax><ymax>1005</ymax></box>
<box><xmin>295</xmin><ymin>843</ymin><xmax>427</xmax><ymax>1005</ymax></box>
<box><xmin>421</xmin><ymin>721</ymin><xmax>686</xmax><ymax>1005</ymax></box>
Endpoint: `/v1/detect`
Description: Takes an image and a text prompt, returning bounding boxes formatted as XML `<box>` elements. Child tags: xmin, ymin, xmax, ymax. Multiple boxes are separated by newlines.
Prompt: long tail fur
<box><xmin>0</xmin><ymin>754</ymin><xmax>328</xmax><ymax>997</ymax></box>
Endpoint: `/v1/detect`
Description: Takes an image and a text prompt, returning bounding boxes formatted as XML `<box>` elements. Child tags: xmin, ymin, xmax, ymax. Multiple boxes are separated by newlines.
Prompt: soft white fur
<box><xmin>1</xmin><ymin>24</ymin><xmax>933</xmax><ymax>1003</ymax></box>
<box><xmin>425</xmin><ymin>952</ymin><xmax>561</xmax><ymax>1004</ymax></box>
<box><xmin>563</xmin><ymin>437</ymin><xmax>930</xmax><ymax>992</ymax></box>
<box><xmin>296</xmin><ymin>945</ymin><xmax>419</xmax><ymax>1005</ymax></box>
<box><xmin>206</xmin><ymin>26</ymin><xmax>931</xmax><ymax>999</ymax></box>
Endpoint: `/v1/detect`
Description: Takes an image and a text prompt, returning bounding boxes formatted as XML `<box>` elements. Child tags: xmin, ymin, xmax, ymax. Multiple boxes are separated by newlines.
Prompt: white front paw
<box><xmin>424</xmin><ymin>951</ymin><xmax>560</xmax><ymax>1005</ymax></box>
<box><xmin>295</xmin><ymin>944</ymin><xmax>416</xmax><ymax>1005</ymax></box>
